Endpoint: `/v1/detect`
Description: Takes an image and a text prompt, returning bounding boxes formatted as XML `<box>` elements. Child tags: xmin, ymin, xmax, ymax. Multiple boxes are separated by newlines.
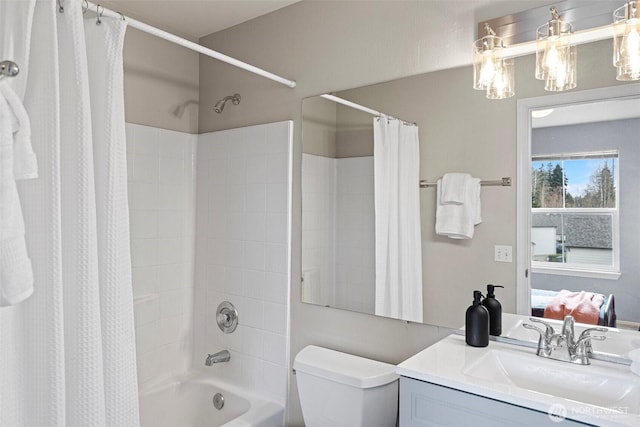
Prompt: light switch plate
<box><xmin>494</xmin><ymin>245</ymin><xmax>512</xmax><ymax>263</ymax></box>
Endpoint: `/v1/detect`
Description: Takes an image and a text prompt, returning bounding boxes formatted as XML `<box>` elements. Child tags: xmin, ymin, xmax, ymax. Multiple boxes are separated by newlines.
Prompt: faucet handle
<box><xmin>523</xmin><ymin>323</ymin><xmax>552</xmax><ymax>357</ymax></box>
<box><xmin>577</xmin><ymin>327</ymin><xmax>608</xmax><ymax>356</ymax></box>
<box><xmin>528</xmin><ymin>317</ymin><xmax>555</xmax><ymax>339</ymax></box>
<box><xmin>574</xmin><ymin>334</ymin><xmax>606</xmax><ymax>360</ymax></box>
<box><xmin>578</xmin><ymin>327</ymin><xmax>608</xmax><ymax>340</ymax></box>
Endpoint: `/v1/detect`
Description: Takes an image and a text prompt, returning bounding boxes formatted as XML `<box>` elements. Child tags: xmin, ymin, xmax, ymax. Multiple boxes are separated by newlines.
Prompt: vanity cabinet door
<box><xmin>399</xmin><ymin>377</ymin><xmax>594</xmax><ymax>427</ymax></box>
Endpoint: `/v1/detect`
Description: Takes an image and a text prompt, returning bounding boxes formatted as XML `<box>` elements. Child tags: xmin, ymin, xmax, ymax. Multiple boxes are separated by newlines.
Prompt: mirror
<box><xmin>301</xmin><ymin>39</ymin><xmax>640</xmax><ymax>330</ymax></box>
<box><xmin>516</xmin><ymin>86</ymin><xmax>640</xmax><ymax>332</ymax></box>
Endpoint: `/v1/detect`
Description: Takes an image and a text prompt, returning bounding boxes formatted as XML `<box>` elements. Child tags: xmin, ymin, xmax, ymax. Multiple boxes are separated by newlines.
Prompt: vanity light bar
<box><xmin>501</xmin><ymin>23</ymin><xmax>614</xmax><ymax>60</ymax></box>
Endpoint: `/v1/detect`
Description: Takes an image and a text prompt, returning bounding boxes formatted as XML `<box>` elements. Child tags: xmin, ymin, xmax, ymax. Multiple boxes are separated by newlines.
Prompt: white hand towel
<box><xmin>0</xmin><ymin>82</ymin><xmax>37</xmax><ymax>179</ymax></box>
<box><xmin>435</xmin><ymin>177</ymin><xmax>482</xmax><ymax>239</ymax></box>
<box><xmin>0</xmin><ymin>82</ymin><xmax>35</xmax><ymax>306</ymax></box>
<box><xmin>441</xmin><ymin>173</ymin><xmax>470</xmax><ymax>205</ymax></box>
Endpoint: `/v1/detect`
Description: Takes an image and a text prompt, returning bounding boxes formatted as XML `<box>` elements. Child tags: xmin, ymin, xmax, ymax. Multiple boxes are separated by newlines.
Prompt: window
<box><xmin>531</xmin><ymin>151</ymin><xmax>619</xmax><ymax>278</ymax></box>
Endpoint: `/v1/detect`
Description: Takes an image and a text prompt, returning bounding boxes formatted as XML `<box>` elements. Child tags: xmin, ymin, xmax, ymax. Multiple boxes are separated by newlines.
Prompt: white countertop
<box><xmin>396</xmin><ymin>334</ymin><xmax>640</xmax><ymax>427</ymax></box>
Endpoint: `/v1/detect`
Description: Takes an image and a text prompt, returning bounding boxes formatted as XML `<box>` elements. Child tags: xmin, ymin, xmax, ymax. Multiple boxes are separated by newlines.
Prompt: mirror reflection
<box><xmin>526</xmin><ymin>96</ymin><xmax>640</xmax><ymax>330</ymax></box>
<box><xmin>301</xmin><ymin>39</ymin><xmax>640</xmax><ymax>331</ymax></box>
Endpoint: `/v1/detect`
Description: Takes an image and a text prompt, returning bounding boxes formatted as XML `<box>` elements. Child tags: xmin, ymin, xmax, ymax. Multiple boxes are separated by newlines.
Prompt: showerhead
<box><xmin>171</xmin><ymin>100</ymin><xmax>198</xmax><ymax>119</ymax></box>
<box><xmin>213</xmin><ymin>93</ymin><xmax>241</xmax><ymax>114</ymax></box>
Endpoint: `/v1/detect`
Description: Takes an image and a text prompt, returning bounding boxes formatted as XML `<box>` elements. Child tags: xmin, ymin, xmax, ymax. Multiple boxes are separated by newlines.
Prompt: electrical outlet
<box><xmin>494</xmin><ymin>245</ymin><xmax>513</xmax><ymax>263</ymax></box>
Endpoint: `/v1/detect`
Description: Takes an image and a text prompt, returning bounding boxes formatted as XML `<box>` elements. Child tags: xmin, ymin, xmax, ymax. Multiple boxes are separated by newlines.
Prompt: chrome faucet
<box><xmin>523</xmin><ymin>315</ymin><xmax>607</xmax><ymax>365</ymax></box>
<box><xmin>205</xmin><ymin>350</ymin><xmax>231</xmax><ymax>366</ymax></box>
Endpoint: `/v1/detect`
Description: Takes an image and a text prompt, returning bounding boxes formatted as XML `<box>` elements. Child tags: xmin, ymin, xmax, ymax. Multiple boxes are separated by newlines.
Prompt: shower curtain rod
<box><xmin>86</xmin><ymin>2</ymin><xmax>296</xmax><ymax>88</ymax></box>
<box><xmin>320</xmin><ymin>93</ymin><xmax>415</xmax><ymax>125</ymax></box>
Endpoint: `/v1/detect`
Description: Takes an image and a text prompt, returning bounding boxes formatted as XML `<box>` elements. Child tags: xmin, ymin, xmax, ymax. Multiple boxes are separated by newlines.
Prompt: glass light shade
<box><xmin>473</xmin><ymin>35</ymin><xmax>505</xmax><ymax>90</ymax></box>
<box><xmin>613</xmin><ymin>2</ymin><xmax>640</xmax><ymax>81</ymax></box>
<box><xmin>486</xmin><ymin>59</ymin><xmax>515</xmax><ymax>99</ymax></box>
<box><xmin>535</xmin><ymin>18</ymin><xmax>577</xmax><ymax>91</ymax></box>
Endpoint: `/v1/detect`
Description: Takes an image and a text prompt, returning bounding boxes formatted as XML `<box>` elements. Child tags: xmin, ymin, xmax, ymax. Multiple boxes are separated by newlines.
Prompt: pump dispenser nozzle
<box><xmin>486</xmin><ymin>284</ymin><xmax>504</xmax><ymax>298</ymax></box>
<box><xmin>483</xmin><ymin>284</ymin><xmax>504</xmax><ymax>336</ymax></box>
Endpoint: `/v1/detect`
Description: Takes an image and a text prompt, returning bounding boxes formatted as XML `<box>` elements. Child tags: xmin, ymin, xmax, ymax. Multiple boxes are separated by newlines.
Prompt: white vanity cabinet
<box><xmin>396</xmin><ymin>332</ymin><xmax>640</xmax><ymax>427</ymax></box>
<box><xmin>399</xmin><ymin>376</ymin><xmax>593</xmax><ymax>427</ymax></box>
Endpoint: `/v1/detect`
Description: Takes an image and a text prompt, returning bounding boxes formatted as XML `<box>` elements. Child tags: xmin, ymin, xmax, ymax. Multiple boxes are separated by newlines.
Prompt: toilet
<box><xmin>293</xmin><ymin>345</ymin><xmax>399</xmax><ymax>427</ymax></box>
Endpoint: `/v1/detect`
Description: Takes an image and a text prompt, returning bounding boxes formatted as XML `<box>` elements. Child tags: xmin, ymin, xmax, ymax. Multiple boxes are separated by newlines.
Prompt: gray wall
<box><xmin>532</xmin><ymin>119</ymin><xmax>640</xmax><ymax>323</ymax></box>
<box><xmin>195</xmin><ymin>2</ymin><xmax>626</xmax><ymax>425</ymax></box>
<box><xmin>122</xmin><ymin>28</ymin><xmax>199</xmax><ymax>133</ymax></box>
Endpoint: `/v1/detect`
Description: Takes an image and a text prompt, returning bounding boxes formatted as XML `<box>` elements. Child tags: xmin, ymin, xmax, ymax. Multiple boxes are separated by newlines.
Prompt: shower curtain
<box><xmin>373</xmin><ymin>116</ymin><xmax>423</xmax><ymax>323</ymax></box>
<box><xmin>0</xmin><ymin>1</ymin><xmax>139</xmax><ymax>426</ymax></box>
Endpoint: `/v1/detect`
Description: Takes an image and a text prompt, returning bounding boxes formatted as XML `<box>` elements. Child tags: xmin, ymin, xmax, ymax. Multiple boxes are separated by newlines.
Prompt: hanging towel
<box><xmin>0</xmin><ymin>82</ymin><xmax>38</xmax><ymax>179</ymax></box>
<box><xmin>0</xmin><ymin>81</ymin><xmax>36</xmax><ymax>306</ymax></box>
<box><xmin>435</xmin><ymin>176</ymin><xmax>482</xmax><ymax>239</ymax></box>
<box><xmin>440</xmin><ymin>173</ymin><xmax>470</xmax><ymax>205</ymax></box>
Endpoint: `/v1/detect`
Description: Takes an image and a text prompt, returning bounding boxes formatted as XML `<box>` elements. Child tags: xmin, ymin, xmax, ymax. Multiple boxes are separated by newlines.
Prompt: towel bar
<box><xmin>420</xmin><ymin>177</ymin><xmax>511</xmax><ymax>188</ymax></box>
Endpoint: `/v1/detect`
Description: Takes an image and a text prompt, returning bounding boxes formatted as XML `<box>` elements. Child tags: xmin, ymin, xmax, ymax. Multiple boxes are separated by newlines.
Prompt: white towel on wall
<box><xmin>435</xmin><ymin>176</ymin><xmax>482</xmax><ymax>239</ymax></box>
<box><xmin>0</xmin><ymin>81</ymin><xmax>36</xmax><ymax>307</ymax></box>
<box><xmin>0</xmin><ymin>82</ymin><xmax>38</xmax><ymax>180</ymax></box>
<box><xmin>440</xmin><ymin>173</ymin><xmax>470</xmax><ymax>205</ymax></box>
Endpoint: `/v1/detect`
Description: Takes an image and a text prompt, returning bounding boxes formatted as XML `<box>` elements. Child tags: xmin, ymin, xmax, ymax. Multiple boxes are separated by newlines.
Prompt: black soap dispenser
<box><xmin>465</xmin><ymin>290</ymin><xmax>489</xmax><ymax>347</ymax></box>
<box><xmin>483</xmin><ymin>284</ymin><xmax>505</xmax><ymax>336</ymax></box>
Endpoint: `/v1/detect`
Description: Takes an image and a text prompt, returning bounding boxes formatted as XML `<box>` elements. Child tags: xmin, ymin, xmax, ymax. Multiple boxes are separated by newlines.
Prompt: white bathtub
<box><xmin>139</xmin><ymin>372</ymin><xmax>284</xmax><ymax>427</ymax></box>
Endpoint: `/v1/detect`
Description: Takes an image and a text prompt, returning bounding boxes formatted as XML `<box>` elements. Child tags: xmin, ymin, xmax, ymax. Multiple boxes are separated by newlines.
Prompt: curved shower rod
<box><xmin>85</xmin><ymin>2</ymin><xmax>296</xmax><ymax>88</ymax></box>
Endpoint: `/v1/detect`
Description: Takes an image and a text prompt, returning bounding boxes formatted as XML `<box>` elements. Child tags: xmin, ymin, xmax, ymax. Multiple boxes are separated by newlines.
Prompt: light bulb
<box><xmin>544</xmin><ymin>40</ymin><xmax>559</xmax><ymax>71</ymax></box>
<box><xmin>479</xmin><ymin>52</ymin><xmax>496</xmax><ymax>86</ymax></box>
<box><xmin>621</xmin><ymin>20</ymin><xmax>640</xmax><ymax>72</ymax></box>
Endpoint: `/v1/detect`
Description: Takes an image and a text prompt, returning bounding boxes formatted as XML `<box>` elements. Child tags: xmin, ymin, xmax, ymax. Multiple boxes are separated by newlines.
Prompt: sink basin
<box><xmin>464</xmin><ymin>348</ymin><xmax>640</xmax><ymax>415</ymax></box>
<box><xmin>397</xmin><ymin>332</ymin><xmax>640</xmax><ymax>426</ymax></box>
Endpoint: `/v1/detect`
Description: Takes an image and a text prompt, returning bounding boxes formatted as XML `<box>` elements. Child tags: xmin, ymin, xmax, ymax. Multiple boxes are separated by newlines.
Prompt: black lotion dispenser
<box><xmin>483</xmin><ymin>284</ymin><xmax>505</xmax><ymax>336</ymax></box>
<box><xmin>465</xmin><ymin>290</ymin><xmax>489</xmax><ymax>347</ymax></box>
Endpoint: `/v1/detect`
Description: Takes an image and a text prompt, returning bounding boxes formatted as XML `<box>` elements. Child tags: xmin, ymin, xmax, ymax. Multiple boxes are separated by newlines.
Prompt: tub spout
<box><xmin>205</xmin><ymin>350</ymin><xmax>231</xmax><ymax>366</ymax></box>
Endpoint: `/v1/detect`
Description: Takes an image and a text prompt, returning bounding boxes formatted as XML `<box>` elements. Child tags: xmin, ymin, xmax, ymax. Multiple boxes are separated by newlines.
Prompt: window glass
<box><xmin>531</xmin><ymin>152</ymin><xmax>618</xmax><ymax>273</ymax></box>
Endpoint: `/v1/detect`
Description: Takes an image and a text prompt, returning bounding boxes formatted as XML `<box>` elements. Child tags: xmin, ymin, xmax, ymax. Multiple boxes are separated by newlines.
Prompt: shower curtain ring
<box><xmin>57</xmin><ymin>0</ymin><xmax>64</xmax><ymax>13</ymax></box>
<box><xmin>96</xmin><ymin>4</ymin><xmax>103</xmax><ymax>25</ymax></box>
<box><xmin>82</xmin><ymin>0</ymin><xmax>89</xmax><ymax>14</ymax></box>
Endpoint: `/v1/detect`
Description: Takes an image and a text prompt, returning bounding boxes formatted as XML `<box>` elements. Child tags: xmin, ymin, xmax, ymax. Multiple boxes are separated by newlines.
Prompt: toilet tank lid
<box><xmin>293</xmin><ymin>345</ymin><xmax>398</xmax><ymax>389</ymax></box>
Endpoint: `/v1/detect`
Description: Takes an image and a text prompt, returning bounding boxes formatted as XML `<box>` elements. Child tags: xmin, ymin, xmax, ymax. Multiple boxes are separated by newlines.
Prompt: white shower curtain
<box><xmin>0</xmin><ymin>1</ymin><xmax>139</xmax><ymax>426</ymax></box>
<box><xmin>373</xmin><ymin>116</ymin><xmax>423</xmax><ymax>323</ymax></box>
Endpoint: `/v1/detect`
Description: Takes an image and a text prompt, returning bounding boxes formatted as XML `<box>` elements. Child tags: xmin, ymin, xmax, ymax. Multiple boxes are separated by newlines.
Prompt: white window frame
<box><xmin>530</xmin><ymin>152</ymin><xmax>620</xmax><ymax>279</ymax></box>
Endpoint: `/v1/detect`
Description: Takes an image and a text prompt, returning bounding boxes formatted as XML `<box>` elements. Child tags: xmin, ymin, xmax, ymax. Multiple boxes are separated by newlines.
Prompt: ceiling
<box><xmin>97</xmin><ymin>0</ymin><xmax>556</xmax><ymax>42</ymax></box>
<box><xmin>99</xmin><ymin>0</ymin><xmax>302</xmax><ymax>40</ymax></box>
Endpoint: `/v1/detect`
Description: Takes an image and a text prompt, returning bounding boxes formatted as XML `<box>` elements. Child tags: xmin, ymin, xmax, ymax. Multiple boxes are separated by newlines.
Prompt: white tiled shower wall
<box><xmin>126</xmin><ymin>124</ymin><xmax>197</xmax><ymax>390</ymax></box>
<box><xmin>194</xmin><ymin>122</ymin><xmax>292</xmax><ymax>405</ymax></box>
<box><xmin>301</xmin><ymin>154</ymin><xmax>336</xmax><ymax>306</ymax></box>
<box><xmin>302</xmin><ymin>154</ymin><xmax>374</xmax><ymax>313</ymax></box>
<box><xmin>335</xmin><ymin>157</ymin><xmax>375</xmax><ymax>313</ymax></box>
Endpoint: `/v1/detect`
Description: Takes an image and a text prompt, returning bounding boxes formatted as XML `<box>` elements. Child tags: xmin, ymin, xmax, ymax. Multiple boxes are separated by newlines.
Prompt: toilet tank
<box><xmin>293</xmin><ymin>345</ymin><xmax>399</xmax><ymax>427</ymax></box>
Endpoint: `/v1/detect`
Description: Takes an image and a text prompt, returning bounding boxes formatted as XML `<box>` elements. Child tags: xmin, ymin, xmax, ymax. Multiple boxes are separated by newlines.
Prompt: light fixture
<box><xmin>613</xmin><ymin>1</ymin><xmax>640</xmax><ymax>81</ymax></box>
<box><xmin>535</xmin><ymin>7</ymin><xmax>577</xmax><ymax>92</ymax></box>
<box><xmin>473</xmin><ymin>23</ymin><xmax>514</xmax><ymax>99</ymax></box>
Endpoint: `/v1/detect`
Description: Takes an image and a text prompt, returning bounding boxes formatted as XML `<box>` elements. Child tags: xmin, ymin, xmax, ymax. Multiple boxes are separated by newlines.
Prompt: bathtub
<box><xmin>139</xmin><ymin>372</ymin><xmax>284</xmax><ymax>427</ymax></box>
